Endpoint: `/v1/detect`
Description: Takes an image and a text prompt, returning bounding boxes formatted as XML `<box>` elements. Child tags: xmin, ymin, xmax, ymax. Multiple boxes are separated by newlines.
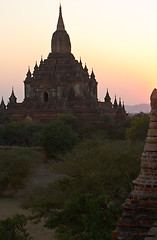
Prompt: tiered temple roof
<box><xmin>0</xmin><ymin>5</ymin><xmax>126</xmax><ymax>122</ymax></box>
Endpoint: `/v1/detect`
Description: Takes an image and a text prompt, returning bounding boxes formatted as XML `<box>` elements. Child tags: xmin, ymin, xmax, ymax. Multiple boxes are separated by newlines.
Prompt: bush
<box><xmin>56</xmin><ymin>114</ymin><xmax>81</xmax><ymax>133</ymax></box>
<box><xmin>125</xmin><ymin>115</ymin><xmax>149</xmax><ymax>140</ymax></box>
<box><xmin>41</xmin><ymin>120</ymin><xmax>79</xmax><ymax>159</ymax></box>
<box><xmin>0</xmin><ymin>214</ymin><xmax>32</xmax><ymax>240</ymax></box>
<box><xmin>0</xmin><ymin>147</ymin><xmax>40</xmax><ymax>193</ymax></box>
<box><xmin>0</xmin><ymin>121</ymin><xmax>44</xmax><ymax>146</ymax></box>
<box><xmin>24</xmin><ymin>122</ymin><xmax>44</xmax><ymax>146</ymax></box>
<box><xmin>78</xmin><ymin>118</ymin><xmax>130</xmax><ymax>140</ymax></box>
<box><xmin>45</xmin><ymin>194</ymin><xmax>121</xmax><ymax>240</ymax></box>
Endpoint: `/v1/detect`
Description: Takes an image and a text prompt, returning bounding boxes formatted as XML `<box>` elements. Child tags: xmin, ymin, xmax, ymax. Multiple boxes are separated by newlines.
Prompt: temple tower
<box><xmin>113</xmin><ymin>89</ymin><xmax>157</xmax><ymax>240</ymax></box>
<box><xmin>8</xmin><ymin>88</ymin><xmax>17</xmax><ymax>105</ymax></box>
<box><xmin>0</xmin><ymin>97</ymin><xmax>6</xmax><ymax>110</ymax></box>
<box><xmin>2</xmin><ymin>4</ymin><xmax>126</xmax><ymax>122</ymax></box>
<box><xmin>113</xmin><ymin>96</ymin><xmax>118</xmax><ymax>109</ymax></box>
<box><xmin>51</xmin><ymin>4</ymin><xmax>71</xmax><ymax>53</ymax></box>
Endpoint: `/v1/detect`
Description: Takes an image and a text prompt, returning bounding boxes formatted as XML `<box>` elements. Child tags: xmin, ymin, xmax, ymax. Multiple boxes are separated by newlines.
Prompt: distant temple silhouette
<box><xmin>0</xmin><ymin>5</ymin><xmax>126</xmax><ymax>122</ymax></box>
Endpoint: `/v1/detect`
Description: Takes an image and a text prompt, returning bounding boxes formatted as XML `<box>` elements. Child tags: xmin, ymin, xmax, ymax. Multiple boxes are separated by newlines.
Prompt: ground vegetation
<box><xmin>0</xmin><ymin>214</ymin><xmax>32</xmax><ymax>240</ymax></box>
<box><xmin>0</xmin><ymin>147</ymin><xmax>40</xmax><ymax>194</ymax></box>
<box><xmin>0</xmin><ymin>113</ymin><xmax>149</xmax><ymax>239</ymax></box>
<box><xmin>22</xmin><ymin>139</ymin><xmax>144</xmax><ymax>240</ymax></box>
<box><xmin>125</xmin><ymin>114</ymin><xmax>149</xmax><ymax>140</ymax></box>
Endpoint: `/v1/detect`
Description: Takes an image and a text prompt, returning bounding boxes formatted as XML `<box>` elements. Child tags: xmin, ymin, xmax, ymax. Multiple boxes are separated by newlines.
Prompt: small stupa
<box><xmin>113</xmin><ymin>89</ymin><xmax>157</xmax><ymax>240</ymax></box>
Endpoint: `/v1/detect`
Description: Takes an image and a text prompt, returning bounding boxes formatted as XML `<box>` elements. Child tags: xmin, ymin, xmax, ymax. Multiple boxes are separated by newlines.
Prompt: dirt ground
<box><xmin>0</xmin><ymin>163</ymin><xmax>62</xmax><ymax>240</ymax></box>
<box><xmin>0</xmin><ymin>198</ymin><xmax>54</xmax><ymax>239</ymax></box>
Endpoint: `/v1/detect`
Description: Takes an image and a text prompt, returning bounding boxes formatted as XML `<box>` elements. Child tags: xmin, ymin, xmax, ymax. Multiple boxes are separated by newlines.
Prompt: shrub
<box><xmin>0</xmin><ymin>121</ymin><xmax>44</xmax><ymax>146</ymax></box>
<box><xmin>45</xmin><ymin>194</ymin><xmax>121</xmax><ymax>240</ymax></box>
<box><xmin>56</xmin><ymin>114</ymin><xmax>80</xmax><ymax>133</ymax></box>
<box><xmin>0</xmin><ymin>214</ymin><xmax>32</xmax><ymax>240</ymax></box>
<box><xmin>41</xmin><ymin>120</ymin><xmax>79</xmax><ymax>159</ymax></box>
<box><xmin>0</xmin><ymin>147</ymin><xmax>40</xmax><ymax>193</ymax></box>
<box><xmin>125</xmin><ymin>115</ymin><xmax>149</xmax><ymax>140</ymax></box>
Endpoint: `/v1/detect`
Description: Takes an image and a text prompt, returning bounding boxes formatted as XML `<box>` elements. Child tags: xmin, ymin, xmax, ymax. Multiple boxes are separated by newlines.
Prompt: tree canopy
<box><xmin>125</xmin><ymin>115</ymin><xmax>149</xmax><ymax>140</ymax></box>
<box><xmin>22</xmin><ymin>139</ymin><xmax>144</xmax><ymax>240</ymax></box>
<box><xmin>41</xmin><ymin>120</ymin><xmax>79</xmax><ymax>159</ymax></box>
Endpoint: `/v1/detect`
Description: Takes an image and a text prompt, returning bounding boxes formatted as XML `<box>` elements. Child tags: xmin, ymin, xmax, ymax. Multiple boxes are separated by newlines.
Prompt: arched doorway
<box><xmin>43</xmin><ymin>92</ymin><xmax>49</xmax><ymax>102</ymax></box>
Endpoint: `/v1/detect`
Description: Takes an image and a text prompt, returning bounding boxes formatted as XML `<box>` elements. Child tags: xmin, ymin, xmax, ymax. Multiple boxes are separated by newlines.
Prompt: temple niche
<box><xmin>0</xmin><ymin>5</ymin><xmax>126</xmax><ymax>122</ymax></box>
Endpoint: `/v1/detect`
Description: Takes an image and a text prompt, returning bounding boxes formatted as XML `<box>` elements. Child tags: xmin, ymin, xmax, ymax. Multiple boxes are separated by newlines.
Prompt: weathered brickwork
<box><xmin>113</xmin><ymin>89</ymin><xmax>157</xmax><ymax>240</ymax></box>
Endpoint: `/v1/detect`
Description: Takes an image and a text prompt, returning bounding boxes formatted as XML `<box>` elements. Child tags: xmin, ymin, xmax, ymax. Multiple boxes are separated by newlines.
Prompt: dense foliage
<box><xmin>45</xmin><ymin>194</ymin><xmax>121</xmax><ymax>240</ymax></box>
<box><xmin>0</xmin><ymin>122</ymin><xmax>44</xmax><ymax>146</ymax></box>
<box><xmin>41</xmin><ymin>120</ymin><xmax>79</xmax><ymax>159</ymax></box>
<box><xmin>125</xmin><ymin>115</ymin><xmax>149</xmax><ymax>140</ymax></box>
<box><xmin>0</xmin><ymin>214</ymin><xmax>32</xmax><ymax>240</ymax></box>
<box><xmin>56</xmin><ymin>114</ymin><xmax>81</xmax><ymax>133</ymax></box>
<box><xmin>0</xmin><ymin>147</ymin><xmax>40</xmax><ymax>193</ymax></box>
<box><xmin>0</xmin><ymin>113</ymin><xmax>149</xmax><ymax>149</ymax></box>
<box><xmin>22</xmin><ymin>139</ymin><xmax>144</xmax><ymax>240</ymax></box>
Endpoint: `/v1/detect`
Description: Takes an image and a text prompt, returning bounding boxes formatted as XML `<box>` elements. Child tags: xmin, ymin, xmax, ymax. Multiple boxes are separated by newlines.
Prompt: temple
<box><xmin>0</xmin><ymin>5</ymin><xmax>126</xmax><ymax>122</ymax></box>
<box><xmin>113</xmin><ymin>89</ymin><xmax>157</xmax><ymax>240</ymax></box>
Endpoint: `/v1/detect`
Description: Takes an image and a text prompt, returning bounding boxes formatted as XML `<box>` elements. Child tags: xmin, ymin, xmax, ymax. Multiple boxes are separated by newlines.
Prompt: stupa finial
<box><xmin>57</xmin><ymin>2</ymin><xmax>65</xmax><ymax>30</ymax></box>
<box><xmin>150</xmin><ymin>88</ymin><xmax>157</xmax><ymax>112</ymax></box>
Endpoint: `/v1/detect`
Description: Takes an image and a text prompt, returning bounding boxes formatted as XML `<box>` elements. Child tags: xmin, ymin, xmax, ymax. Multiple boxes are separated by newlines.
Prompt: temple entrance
<box><xmin>43</xmin><ymin>92</ymin><xmax>49</xmax><ymax>102</ymax></box>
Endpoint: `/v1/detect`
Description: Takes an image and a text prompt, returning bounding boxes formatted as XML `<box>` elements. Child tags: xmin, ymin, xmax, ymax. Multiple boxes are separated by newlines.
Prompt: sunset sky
<box><xmin>1</xmin><ymin>0</ymin><xmax>157</xmax><ymax>105</ymax></box>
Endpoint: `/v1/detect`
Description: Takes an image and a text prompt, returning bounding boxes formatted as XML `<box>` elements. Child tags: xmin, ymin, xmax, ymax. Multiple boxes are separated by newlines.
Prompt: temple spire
<box><xmin>26</xmin><ymin>66</ymin><xmax>31</xmax><ymax>79</ymax></box>
<box><xmin>57</xmin><ymin>4</ymin><xmax>65</xmax><ymax>31</ymax></box>
<box><xmin>122</xmin><ymin>101</ymin><xmax>125</xmax><ymax>111</ymax></box>
<box><xmin>113</xmin><ymin>95</ymin><xmax>118</xmax><ymax>109</ymax></box>
<box><xmin>9</xmin><ymin>87</ymin><xmax>17</xmax><ymax>104</ymax></box>
<box><xmin>0</xmin><ymin>97</ymin><xmax>6</xmax><ymax>109</ymax></box>
<box><xmin>51</xmin><ymin>4</ymin><xmax>71</xmax><ymax>53</ymax></box>
<box><xmin>119</xmin><ymin>98</ymin><xmax>121</xmax><ymax>107</ymax></box>
<box><xmin>104</xmin><ymin>89</ymin><xmax>111</xmax><ymax>103</ymax></box>
<box><xmin>91</xmin><ymin>68</ymin><xmax>95</xmax><ymax>79</ymax></box>
<box><xmin>40</xmin><ymin>55</ymin><xmax>43</xmax><ymax>64</ymax></box>
<box><xmin>84</xmin><ymin>63</ymin><xmax>88</xmax><ymax>72</ymax></box>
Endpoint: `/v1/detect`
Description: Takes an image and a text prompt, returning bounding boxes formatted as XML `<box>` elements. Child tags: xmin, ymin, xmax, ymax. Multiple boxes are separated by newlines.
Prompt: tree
<box><xmin>22</xmin><ymin>139</ymin><xmax>143</xmax><ymax>240</ymax></box>
<box><xmin>45</xmin><ymin>194</ymin><xmax>121</xmax><ymax>240</ymax></box>
<box><xmin>41</xmin><ymin>120</ymin><xmax>79</xmax><ymax>159</ymax></box>
<box><xmin>2</xmin><ymin>122</ymin><xmax>26</xmax><ymax>146</ymax></box>
<box><xmin>0</xmin><ymin>214</ymin><xmax>32</xmax><ymax>240</ymax></box>
<box><xmin>56</xmin><ymin>114</ymin><xmax>80</xmax><ymax>133</ymax></box>
<box><xmin>24</xmin><ymin>122</ymin><xmax>44</xmax><ymax>146</ymax></box>
<box><xmin>125</xmin><ymin>115</ymin><xmax>149</xmax><ymax>140</ymax></box>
